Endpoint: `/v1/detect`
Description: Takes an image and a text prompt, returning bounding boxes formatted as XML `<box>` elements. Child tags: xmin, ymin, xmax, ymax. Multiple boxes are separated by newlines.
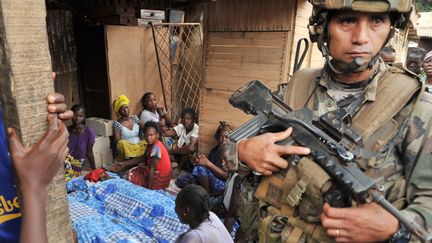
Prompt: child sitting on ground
<box><xmin>164</xmin><ymin>108</ymin><xmax>198</xmax><ymax>171</ymax></box>
<box><xmin>122</xmin><ymin>122</ymin><xmax>172</xmax><ymax>190</ymax></box>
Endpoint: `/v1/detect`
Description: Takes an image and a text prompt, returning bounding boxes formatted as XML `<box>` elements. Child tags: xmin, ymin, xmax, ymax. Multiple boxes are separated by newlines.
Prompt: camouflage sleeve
<box><xmin>400</xmin><ymin>92</ymin><xmax>432</xmax><ymax>236</ymax></box>
<box><xmin>220</xmin><ymin>141</ymin><xmax>252</xmax><ymax>177</ymax></box>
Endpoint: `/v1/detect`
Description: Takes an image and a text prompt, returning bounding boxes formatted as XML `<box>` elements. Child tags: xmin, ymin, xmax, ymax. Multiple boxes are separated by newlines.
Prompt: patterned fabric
<box><xmin>68</xmin><ymin>178</ymin><xmax>189</xmax><ymax>243</ymax></box>
<box><xmin>113</xmin><ymin>116</ymin><xmax>141</xmax><ymax>144</ymax></box>
<box><xmin>192</xmin><ymin>166</ymin><xmax>225</xmax><ymax>193</ymax></box>
<box><xmin>114</xmin><ymin>115</ymin><xmax>147</xmax><ymax>161</ymax></box>
<box><xmin>64</xmin><ymin>154</ymin><xmax>83</xmax><ymax>182</ymax></box>
<box><xmin>193</xmin><ymin>146</ymin><xmax>226</xmax><ymax>193</ymax></box>
<box><xmin>116</xmin><ymin>139</ymin><xmax>147</xmax><ymax>162</ymax></box>
<box><xmin>226</xmin><ymin>60</ymin><xmax>432</xmax><ymax>238</ymax></box>
<box><xmin>126</xmin><ymin>141</ymin><xmax>172</xmax><ymax>190</ymax></box>
<box><xmin>0</xmin><ymin>105</ymin><xmax>21</xmax><ymax>242</ymax></box>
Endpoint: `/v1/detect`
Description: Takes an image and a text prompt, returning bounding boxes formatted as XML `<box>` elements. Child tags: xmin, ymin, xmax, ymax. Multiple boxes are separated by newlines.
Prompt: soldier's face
<box><xmin>328</xmin><ymin>11</ymin><xmax>391</xmax><ymax>65</ymax></box>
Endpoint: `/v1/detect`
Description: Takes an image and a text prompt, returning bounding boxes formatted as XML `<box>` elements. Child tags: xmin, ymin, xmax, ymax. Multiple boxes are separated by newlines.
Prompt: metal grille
<box><xmin>151</xmin><ymin>23</ymin><xmax>203</xmax><ymax>122</ymax></box>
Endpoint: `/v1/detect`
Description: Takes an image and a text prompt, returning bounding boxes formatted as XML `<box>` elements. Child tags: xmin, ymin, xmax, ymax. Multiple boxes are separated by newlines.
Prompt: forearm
<box><xmin>162</xmin><ymin>115</ymin><xmax>173</xmax><ymax>127</ymax></box>
<box><xmin>222</xmin><ymin>141</ymin><xmax>251</xmax><ymax>177</ymax></box>
<box><xmin>148</xmin><ymin>167</ymin><xmax>155</xmax><ymax>188</ymax></box>
<box><xmin>172</xmin><ymin>145</ymin><xmax>194</xmax><ymax>155</ymax></box>
<box><xmin>87</xmin><ymin>151</ymin><xmax>96</xmax><ymax>170</ymax></box>
<box><xmin>20</xmin><ymin>187</ymin><xmax>47</xmax><ymax>243</ymax></box>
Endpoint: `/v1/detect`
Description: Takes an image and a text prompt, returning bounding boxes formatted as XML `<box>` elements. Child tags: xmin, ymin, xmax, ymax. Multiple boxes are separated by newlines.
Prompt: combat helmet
<box><xmin>308</xmin><ymin>0</ymin><xmax>413</xmax><ymax>73</ymax></box>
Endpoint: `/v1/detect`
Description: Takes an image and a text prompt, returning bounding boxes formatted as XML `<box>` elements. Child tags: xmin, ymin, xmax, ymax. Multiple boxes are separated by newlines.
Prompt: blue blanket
<box><xmin>67</xmin><ymin>177</ymin><xmax>189</xmax><ymax>243</ymax></box>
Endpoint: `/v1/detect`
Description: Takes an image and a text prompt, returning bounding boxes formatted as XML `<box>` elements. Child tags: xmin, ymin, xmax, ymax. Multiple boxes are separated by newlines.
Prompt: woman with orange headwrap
<box><xmin>112</xmin><ymin>95</ymin><xmax>146</xmax><ymax>162</ymax></box>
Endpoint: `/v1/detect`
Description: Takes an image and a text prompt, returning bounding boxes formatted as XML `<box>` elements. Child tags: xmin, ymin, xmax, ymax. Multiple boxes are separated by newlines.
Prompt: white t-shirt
<box><xmin>174</xmin><ymin>123</ymin><xmax>199</xmax><ymax>148</ymax></box>
<box><xmin>176</xmin><ymin>212</ymin><xmax>233</xmax><ymax>243</ymax></box>
<box><xmin>140</xmin><ymin>110</ymin><xmax>160</xmax><ymax>125</ymax></box>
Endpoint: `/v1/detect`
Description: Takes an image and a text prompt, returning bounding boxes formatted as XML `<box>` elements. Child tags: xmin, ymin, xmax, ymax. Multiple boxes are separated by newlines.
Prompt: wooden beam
<box><xmin>0</xmin><ymin>0</ymin><xmax>72</xmax><ymax>242</ymax></box>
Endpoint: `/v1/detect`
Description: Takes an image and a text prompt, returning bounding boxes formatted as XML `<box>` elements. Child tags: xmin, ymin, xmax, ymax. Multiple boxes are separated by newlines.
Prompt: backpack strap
<box><xmin>284</xmin><ymin>68</ymin><xmax>322</xmax><ymax>110</ymax></box>
<box><xmin>352</xmin><ymin>68</ymin><xmax>420</xmax><ymax>142</ymax></box>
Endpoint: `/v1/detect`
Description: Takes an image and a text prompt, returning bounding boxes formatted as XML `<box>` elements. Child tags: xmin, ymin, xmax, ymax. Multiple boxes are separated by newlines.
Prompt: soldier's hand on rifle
<box><xmin>237</xmin><ymin>127</ymin><xmax>310</xmax><ymax>175</ymax></box>
<box><xmin>320</xmin><ymin>202</ymin><xmax>399</xmax><ymax>242</ymax></box>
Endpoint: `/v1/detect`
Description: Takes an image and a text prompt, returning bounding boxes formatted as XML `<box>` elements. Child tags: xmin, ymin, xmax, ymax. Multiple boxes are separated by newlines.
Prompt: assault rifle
<box><xmin>228</xmin><ymin>80</ymin><xmax>432</xmax><ymax>242</ymax></box>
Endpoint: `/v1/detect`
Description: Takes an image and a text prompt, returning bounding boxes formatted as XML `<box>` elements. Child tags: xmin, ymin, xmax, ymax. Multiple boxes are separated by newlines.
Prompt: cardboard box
<box><xmin>93</xmin><ymin>136</ymin><xmax>111</xmax><ymax>153</ymax></box>
<box><xmin>140</xmin><ymin>9</ymin><xmax>165</xmax><ymax>20</ymax></box>
<box><xmin>86</xmin><ymin>117</ymin><xmax>113</xmax><ymax>137</ymax></box>
<box><xmin>92</xmin><ymin>136</ymin><xmax>113</xmax><ymax>168</ymax></box>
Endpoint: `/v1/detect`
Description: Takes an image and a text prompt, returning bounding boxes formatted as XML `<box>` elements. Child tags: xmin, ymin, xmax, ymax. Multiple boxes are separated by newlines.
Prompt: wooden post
<box><xmin>0</xmin><ymin>0</ymin><xmax>73</xmax><ymax>242</ymax></box>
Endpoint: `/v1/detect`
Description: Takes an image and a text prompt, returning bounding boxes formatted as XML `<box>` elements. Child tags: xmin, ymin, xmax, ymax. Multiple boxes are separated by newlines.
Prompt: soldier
<box><xmin>225</xmin><ymin>1</ymin><xmax>432</xmax><ymax>242</ymax></box>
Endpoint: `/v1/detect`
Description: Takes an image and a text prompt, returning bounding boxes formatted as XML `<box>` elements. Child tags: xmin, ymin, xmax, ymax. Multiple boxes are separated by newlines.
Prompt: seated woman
<box><xmin>67</xmin><ymin>104</ymin><xmax>96</xmax><ymax>172</ymax></box>
<box><xmin>192</xmin><ymin>121</ymin><xmax>233</xmax><ymax>197</ymax></box>
<box><xmin>140</xmin><ymin>92</ymin><xmax>172</xmax><ymax>128</ymax></box>
<box><xmin>112</xmin><ymin>95</ymin><xmax>146</xmax><ymax>161</ymax></box>
<box><xmin>164</xmin><ymin>108</ymin><xmax>198</xmax><ymax>171</ymax></box>
<box><xmin>175</xmin><ymin>185</ymin><xmax>233</xmax><ymax>243</ymax></box>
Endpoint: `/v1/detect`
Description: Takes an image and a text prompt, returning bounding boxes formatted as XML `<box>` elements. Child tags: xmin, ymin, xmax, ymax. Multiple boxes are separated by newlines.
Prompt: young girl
<box><xmin>67</xmin><ymin>104</ymin><xmax>96</xmax><ymax>170</ymax></box>
<box><xmin>126</xmin><ymin>122</ymin><xmax>172</xmax><ymax>190</ymax></box>
<box><xmin>164</xmin><ymin>108</ymin><xmax>199</xmax><ymax>171</ymax></box>
<box><xmin>140</xmin><ymin>92</ymin><xmax>172</xmax><ymax>128</ymax></box>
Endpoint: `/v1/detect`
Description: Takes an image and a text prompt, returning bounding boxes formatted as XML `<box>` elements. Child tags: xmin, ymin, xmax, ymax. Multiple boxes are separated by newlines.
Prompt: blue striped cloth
<box><xmin>68</xmin><ymin>178</ymin><xmax>189</xmax><ymax>243</ymax></box>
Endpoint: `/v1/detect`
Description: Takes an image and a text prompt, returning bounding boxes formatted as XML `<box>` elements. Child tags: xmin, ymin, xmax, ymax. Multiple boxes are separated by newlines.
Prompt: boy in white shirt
<box><xmin>164</xmin><ymin>108</ymin><xmax>198</xmax><ymax>171</ymax></box>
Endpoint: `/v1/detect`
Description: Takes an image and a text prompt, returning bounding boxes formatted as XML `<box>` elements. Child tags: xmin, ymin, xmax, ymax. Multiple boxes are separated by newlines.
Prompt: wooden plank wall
<box><xmin>288</xmin><ymin>0</ymin><xmax>324</xmax><ymax>75</ymax></box>
<box><xmin>105</xmin><ymin>25</ymin><xmax>164</xmax><ymax>119</ymax></box>
<box><xmin>207</xmin><ymin>0</ymin><xmax>295</xmax><ymax>31</ymax></box>
<box><xmin>199</xmin><ymin>31</ymin><xmax>289</xmax><ymax>154</ymax></box>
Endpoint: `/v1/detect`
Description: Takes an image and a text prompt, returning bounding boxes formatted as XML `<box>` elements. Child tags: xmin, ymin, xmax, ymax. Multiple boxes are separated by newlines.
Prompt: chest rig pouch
<box><xmin>255</xmin><ymin>67</ymin><xmax>421</xmax><ymax>243</ymax></box>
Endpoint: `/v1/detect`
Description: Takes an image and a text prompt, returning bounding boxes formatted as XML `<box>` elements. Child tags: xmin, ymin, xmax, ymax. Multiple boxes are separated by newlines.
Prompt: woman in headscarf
<box><xmin>175</xmin><ymin>185</ymin><xmax>233</xmax><ymax>243</ymax></box>
<box><xmin>421</xmin><ymin>51</ymin><xmax>432</xmax><ymax>88</ymax></box>
<box><xmin>112</xmin><ymin>95</ymin><xmax>146</xmax><ymax>162</ymax></box>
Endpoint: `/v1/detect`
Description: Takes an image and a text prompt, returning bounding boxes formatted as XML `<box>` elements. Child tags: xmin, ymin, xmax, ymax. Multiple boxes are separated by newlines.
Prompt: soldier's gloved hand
<box><xmin>237</xmin><ymin>127</ymin><xmax>310</xmax><ymax>175</ymax></box>
<box><xmin>321</xmin><ymin>202</ymin><xmax>399</xmax><ymax>242</ymax></box>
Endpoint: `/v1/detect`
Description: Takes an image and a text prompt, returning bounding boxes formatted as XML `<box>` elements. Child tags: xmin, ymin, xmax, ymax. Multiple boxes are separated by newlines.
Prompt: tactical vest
<box><xmin>255</xmin><ymin>67</ymin><xmax>421</xmax><ymax>243</ymax></box>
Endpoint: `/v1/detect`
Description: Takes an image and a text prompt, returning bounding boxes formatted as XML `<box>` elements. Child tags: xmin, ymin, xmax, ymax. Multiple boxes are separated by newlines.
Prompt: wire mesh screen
<box><xmin>151</xmin><ymin>23</ymin><xmax>203</xmax><ymax>122</ymax></box>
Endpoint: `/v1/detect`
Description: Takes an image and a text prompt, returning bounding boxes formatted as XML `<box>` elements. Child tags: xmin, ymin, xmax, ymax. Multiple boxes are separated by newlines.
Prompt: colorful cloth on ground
<box><xmin>67</xmin><ymin>178</ymin><xmax>189</xmax><ymax>242</ymax></box>
<box><xmin>173</xmin><ymin>123</ymin><xmax>199</xmax><ymax>148</ymax></box>
<box><xmin>113</xmin><ymin>95</ymin><xmax>129</xmax><ymax>113</ymax></box>
<box><xmin>175</xmin><ymin>212</ymin><xmax>233</xmax><ymax>243</ymax></box>
<box><xmin>64</xmin><ymin>154</ymin><xmax>83</xmax><ymax>182</ymax></box>
<box><xmin>68</xmin><ymin>126</ymin><xmax>95</xmax><ymax>161</ymax></box>
<box><xmin>0</xmin><ymin>105</ymin><xmax>21</xmax><ymax>243</ymax></box>
<box><xmin>126</xmin><ymin>140</ymin><xmax>172</xmax><ymax>190</ymax></box>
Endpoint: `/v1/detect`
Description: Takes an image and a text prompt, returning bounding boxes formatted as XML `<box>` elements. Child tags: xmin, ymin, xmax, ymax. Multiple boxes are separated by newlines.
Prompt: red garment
<box><xmin>127</xmin><ymin>140</ymin><xmax>172</xmax><ymax>190</ymax></box>
<box><xmin>85</xmin><ymin>168</ymin><xmax>107</xmax><ymax>182</ymax></box>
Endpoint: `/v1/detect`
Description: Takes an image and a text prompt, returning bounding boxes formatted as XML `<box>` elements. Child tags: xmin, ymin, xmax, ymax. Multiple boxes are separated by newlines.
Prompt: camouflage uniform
<box><xmin>225</xmin><ymin>60</ymin><xmax>432</xmax><ymax>241</ymax></box>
